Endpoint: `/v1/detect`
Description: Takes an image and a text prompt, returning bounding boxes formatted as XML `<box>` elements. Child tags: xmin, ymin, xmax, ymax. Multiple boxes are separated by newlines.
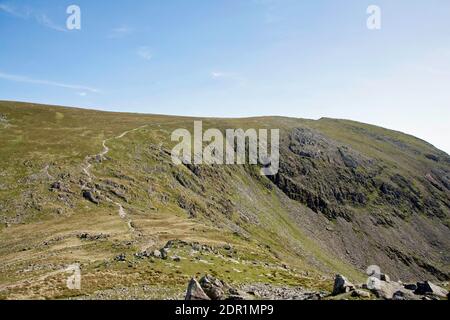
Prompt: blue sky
<box><xmin>1</xmin><ymin>0</ymin><xmax>449</xmax><ymax>153</ymax></box>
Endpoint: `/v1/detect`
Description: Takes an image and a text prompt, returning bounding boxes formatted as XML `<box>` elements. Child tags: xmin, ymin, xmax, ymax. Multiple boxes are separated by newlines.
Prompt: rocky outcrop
<box><xmin>370</xmin><ymin>280</ymin><xmax>405</xmax><ymax>300</ymax></box>
<box><xmin>351</xmin><ymin>289</ymin><xmax>371</xmax><ymax>298</ymax></box>
<box><xmin>415</xmin><ymin>281</ymin><xmax>449</xmax><ymax>298</ymax></box>
<box><xmin>268</xmin><ymin>125</ymin><xmax>450</xmax><ymax>282</ymax></box>
<box><xmin>185</xmin><ymin>275</ymin><xmax>328</xmax><ymax>301</ymax></box>
<box><xmin>239</xmin><ymin>284</ymin><xmax>328</xmax><ymax>300</ymax></box>
<box><xmin>82</xmin><ymin>190</ymin><xmax>99</xmax><ymax>205</ymax></box>
<box><xmin>77</xmin><ymin>233</ymin><xmax>109</xmax><ymax>241</ymax></box>
<box><xmin>332</xmin><ymin>274</ymin><xmax>449</xmax><ymax>300</ymax></box>
<box><xmin>0</xmin><ymin>113</ymin><xmax>8</xmax><ymax>126</ymax></box>
<box><xmin>185</xmin><ymin>275</ymin><xmax>257</xmax><ymax>301</ymax></box>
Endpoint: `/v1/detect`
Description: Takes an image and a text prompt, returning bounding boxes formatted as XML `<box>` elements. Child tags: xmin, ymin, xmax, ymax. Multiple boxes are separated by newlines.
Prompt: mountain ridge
<box><xmin>3</xmin><ymin>100</ymin><xmax>446</xmax><ymax>154</ymax></box>
<box><xmin>0</xmin><ymin>101</ymin><xmax>448</xmax><ymax>299</ymax></box>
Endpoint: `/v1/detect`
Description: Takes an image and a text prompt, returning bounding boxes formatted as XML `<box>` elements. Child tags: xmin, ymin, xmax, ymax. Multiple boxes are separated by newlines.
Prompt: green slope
<box><xmin>0</xmin><ymin>101</ymin><xmax>448</xmax><ymax>299</ymax></box>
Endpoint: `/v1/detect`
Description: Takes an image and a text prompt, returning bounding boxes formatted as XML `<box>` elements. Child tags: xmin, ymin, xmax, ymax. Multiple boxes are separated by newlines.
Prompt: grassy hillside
<box><xmin>0</xmin><ymin>101</ymin><xmax>448</xmax><ymax>299</ymax></box>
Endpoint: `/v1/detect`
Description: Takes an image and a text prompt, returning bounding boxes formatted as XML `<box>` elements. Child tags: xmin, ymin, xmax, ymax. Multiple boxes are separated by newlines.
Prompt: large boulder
<box><xmin>332</xmin><ymin>275</ymin><xmax>355</xmax><ymax>295</ymax></box>
<box><xmin>152</xmin><ymin>250</ymin><xmax>162</xmax><ymax>258</ymax></box>
<box><xmin>370</xmin><ymin>281</ymin><xmax>420</xmax><ymax>300</ymax></box>
<box><xmin>351</xmin><ymin>289</ymin><xmax>371</xmax><ymax>299</ymax></box>
<box><xmin>185</xmin><ymin>278</ymin><xmax>211</xmax><ymax>300</ymax></box>
<box><xmin>185</xmin><ymin>275</ymin><xmax>251</xmax><ymax>300</ymax></box>
<box><xmin>199</xmin><ymin>275</ymin><xmax>226</xmax><ymax>300</ymax></box>
<box><xmin>415</xmin><ymin>281</ymin><xmax>448</xmax><ymax>298</ymax></box>
<box><xmin>392</xmin><ymin>290</ymin><xmax>419</xmax><ymax>301</ymax></box>
<box><xmin>82</xmin><ymin>190</ymin><xmax>99</xmax><ymax>204</ymax></box>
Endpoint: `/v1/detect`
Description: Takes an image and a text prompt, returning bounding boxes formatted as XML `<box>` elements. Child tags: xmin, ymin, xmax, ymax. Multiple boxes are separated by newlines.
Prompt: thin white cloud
<box><xmin>210</xmin><ymin>71</ymin><xmax>238</xmax><ymax>80</ymax></box>
<box><xmin>0</xmin><ymin>71</ymin><xmax>100</xmax><ymax>93</ymax></box>
<box><xmin>0</xmin><ymin>3</ymin><xmax>31</xmax><ymax>18</ymax></box>
<box><xmin>137</xmin><ymin>46</ymin><xmax>153</xmax><ymax>61</ymax></box>
<box><xmin>35</xmin><ymin>13</ymin><xmax>67</xmax><ymax>32</ymax></box>
<box><xmin>0</xmin><ymin>2</ymin><xmax>66</xmax><ymax>31</ymax></box>
<box><xmin>210</xmin><ymin>71</ymin><xmax>247</xmax><ymax>86</ymax></box>
<box><xmin>211</xmin><ymin>72</ymin><xmax>227</xmax><ymax>79</ymax></box>
<box><xmin>108</xmin><ymin>26</ymin><xmax>133</xmax><ymax>39</ymax></box>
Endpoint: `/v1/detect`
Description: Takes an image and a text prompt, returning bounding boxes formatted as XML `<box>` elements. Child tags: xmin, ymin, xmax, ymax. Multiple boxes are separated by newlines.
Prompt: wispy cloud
<box><xmin>0</xmin><ymin>2</ymin><xmax>66</xmax><ymax>31</ymax></box>
<box><xmin>211</xmin><ymin>72</ymin><xmax>227</xmax><ymax>79</ymax></box>
<box><xmin>210</xmin><ymin>71</ymin><xmax>246</xmax><ymax>86</ymax></box>
<box><xmin>0</xmin><ymin>71</ymin><xmax>100</xmax><ymax>93</ymax></box>
<box><xmin>108</xmin><ymin>26</ymin><xmax>133</xmax><ymax>39</ymax></box>
<box><xmin>137</xmin><ymin>46</ymin><xmax>153</xmax><ymax>61</ymax></box>
<box><xmin>0</xmin><ymin>3</ymin><xmax>31</xmax><ymax>18</ymax></box>
<box><xmin>210</xmin><ymin>71</ymin><xmax>240</xmax><ymax>80</ymax></box>
<box><xmin>35</xmin><ymin>13</ymin><xmax>67</xmax><ymax>32</ymax></box>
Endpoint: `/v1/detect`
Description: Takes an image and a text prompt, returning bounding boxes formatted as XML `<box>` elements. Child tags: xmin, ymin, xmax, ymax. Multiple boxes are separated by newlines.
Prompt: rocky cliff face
<box><xmin>270</xmin><ymin>122</ymin><xmax>450</xmax><ymax>281</ymax></box>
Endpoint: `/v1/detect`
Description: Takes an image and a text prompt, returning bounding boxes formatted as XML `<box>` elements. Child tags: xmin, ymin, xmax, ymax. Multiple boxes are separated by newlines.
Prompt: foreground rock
<box><xmin>332</xmin><ymin>274</ymin><xmax>355</xmax><ymax>295</ymax></box>
<box><xmin>415</xmin><ymin>281</ymin><xmax>448</xmax><ymax>298</ymax></box>
<box><xmin>185</xmin><ymin>275</ymin><xmax>327</xmax><ymax>300</ymax></box>
<box><xmin>185</xmin><ymin>278</ymin><xmax>211</xmax><ymax>300</ymax></box>
<box><xmin>186</xmin><ymin>275</ymin><xmax>251</xmax><ymax>300</ymax></box>
<box><xmin>331</xmin><ymin>274</ymin><xmax>448</xmax><ymax>300</ymax></box>
<box><xmin>240</xmin><ymin>283</ymin><xmax>328</xmax><ymax>300</ymax></box>
<box><xmin>199</xmin><ymin>275</ymin><xmax>226</xmax><ymax>300</ymax></box>
<box><xmin>351</xmin><ymin>289</ymin><xmax>371</xmax><ymax>299</ymax></box>
<box><xmin>82</xmin><ymin>190</ymin><xmax>99</xmax><ymax>204</ymax></box>
<box><xmin>371</xmin><ymin>281</ymin><xmax>407</xmax><ymax>300</ymax></box>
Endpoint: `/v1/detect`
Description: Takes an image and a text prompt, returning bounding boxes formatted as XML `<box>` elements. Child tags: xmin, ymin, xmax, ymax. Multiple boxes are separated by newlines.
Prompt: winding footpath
<box><xmin>80</xmin><ymin>121</ymin><xmax>184</xmax><ymax>233</ymax></box>
<box><xmin>81</xmin><ymin>125</ymin><xmax>148</xmax><ymax>231</ymax></box>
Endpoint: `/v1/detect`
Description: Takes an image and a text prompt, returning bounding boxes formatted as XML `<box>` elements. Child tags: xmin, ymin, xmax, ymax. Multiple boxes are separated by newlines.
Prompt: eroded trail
<box><xmin>80</xmin><ymin>121</ymin><xmax>184</xmax><ymax>234</ymax></box>
<box><xmin>81</xmin><ymin>125</ymin><xmax>148</xmax><ymax>231</ymax></box>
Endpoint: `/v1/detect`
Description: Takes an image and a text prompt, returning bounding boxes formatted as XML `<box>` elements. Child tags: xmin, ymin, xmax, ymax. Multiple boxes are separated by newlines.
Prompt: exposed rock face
<box><xmin>332</xmin><ymin>274</ymin><xmax>355</xmax><ymax>295</ymax></box>
<box><xmin>185</xmin><ymin>278</ymin><xmax>211</xmax><ymax>300</ymax></box>
<box><xmin>268</xmin><ymin>125</ymin><xmax>450</xmax><ymax>282</ymax></box>
<box><xmin>272</xmin><ymin>127</ymin><xmax>375</xmax><ymax>221</ymax></box>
